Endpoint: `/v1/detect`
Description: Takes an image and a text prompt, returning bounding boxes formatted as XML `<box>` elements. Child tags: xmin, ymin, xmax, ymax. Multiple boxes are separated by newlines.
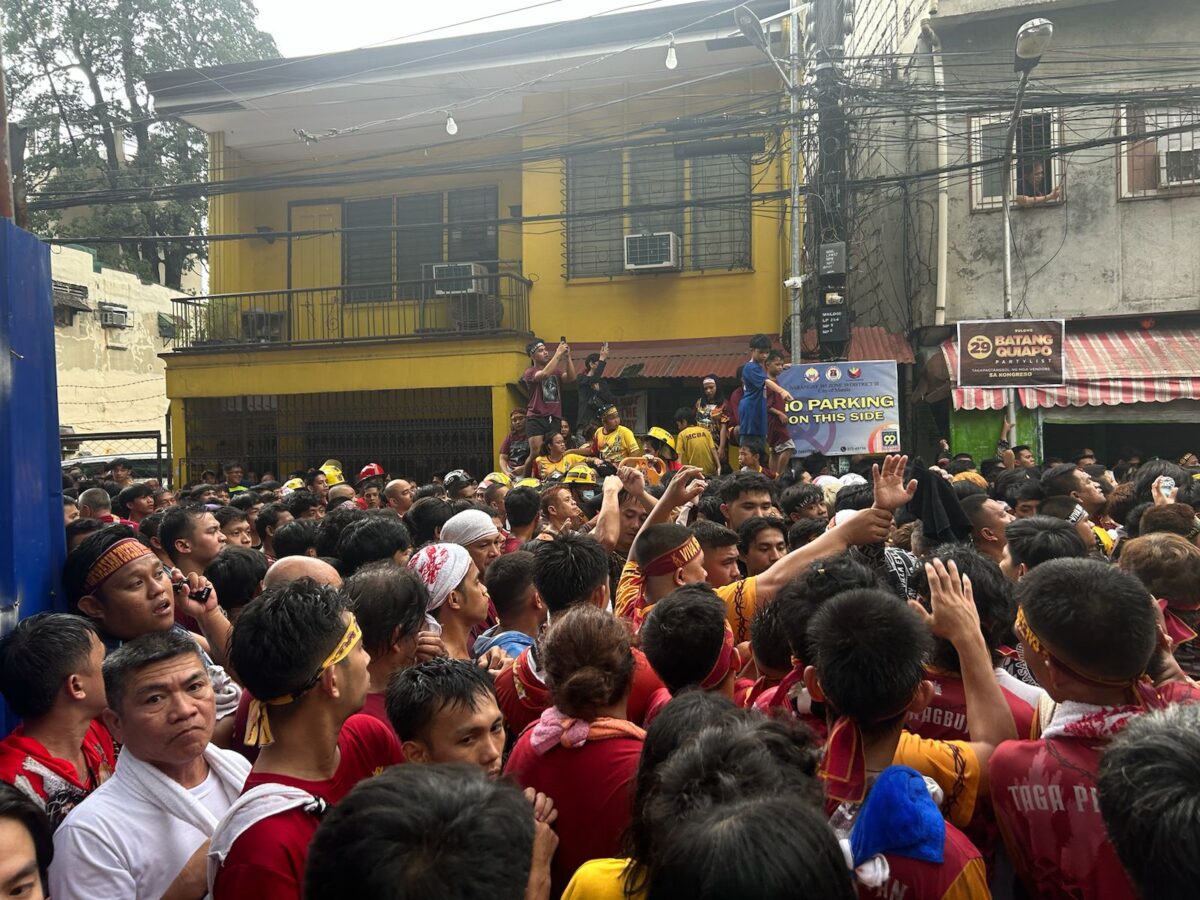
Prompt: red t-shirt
<box><xmin>861</xmin><ymin>821</ymin><xmax>988</xmax><ymax>900</ymax></box>
<box><xmin>211</xmin><ymin>714</ymin><xmax>402</xmax><ymax>900</ymax></box>
<box><xmin>504</xmin><ymin>729</ymin><xmax>643</xmax><ymax>896</ymax></box>
<box><xmin>907</xmin><ymin>667</ymin><xmax>1037</xmax><ymax>743</ymax></box>
<box><xmin>494</xmin><ymin>646</ymin><xmax>665</xmax><ymax>737</ymax></box>
<box><xmin>0</xmin><ymin>720</ymin><xmax>117</xmax><ymax>828</ymax></box>
<box><xmin>767</xmin><ymin>389</ymin><xmax>789</xmax><ymax>447</ymax></box>
<box><xmin>990</xmin><ymin>736</ymin><xmax>1134</xmax><ymax>899</ymax></box>
<box><xmin>523</xmin><ymin>365</ymin><xmax>563</xmax><ymax>418</ymax></box>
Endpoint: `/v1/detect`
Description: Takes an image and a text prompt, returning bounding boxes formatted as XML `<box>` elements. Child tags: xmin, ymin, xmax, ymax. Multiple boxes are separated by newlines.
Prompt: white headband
<box><xmin>407</xmin><ymin>543</ymin><xmax>472</xmax><ymax>632</ymax></box>
<box><xmin>441</xmin><ymin>509</ymin><xmax>499</xmax><ymax>547</ymax></box>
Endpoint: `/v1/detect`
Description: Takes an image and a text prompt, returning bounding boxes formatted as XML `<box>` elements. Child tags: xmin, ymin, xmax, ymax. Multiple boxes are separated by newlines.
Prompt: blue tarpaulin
<box><xmin>0</xmin><ymin>220</ymin><xmax>65</xmax><ymax>735</ymax></box>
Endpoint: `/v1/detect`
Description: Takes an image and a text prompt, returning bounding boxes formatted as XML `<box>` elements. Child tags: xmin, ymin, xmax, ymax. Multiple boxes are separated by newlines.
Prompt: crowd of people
<box><xmin>3</xmin><ymin>332</ymin><xmax>1200</xmax><ymax>899</ymax></box>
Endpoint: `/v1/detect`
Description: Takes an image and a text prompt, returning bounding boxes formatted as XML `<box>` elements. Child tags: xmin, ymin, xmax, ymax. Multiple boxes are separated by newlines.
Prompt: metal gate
<box><xmin>60</xmin><ymin>429</ymin><xmax>169</xmax><ymax>486</ymax></box>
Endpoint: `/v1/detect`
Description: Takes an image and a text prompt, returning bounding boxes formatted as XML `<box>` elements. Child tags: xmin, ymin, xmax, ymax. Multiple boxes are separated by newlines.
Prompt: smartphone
<box><xmin>173</xmin><ymin>581</ymin><xmax>213</xmax><ymax>602</ymax></box>
<box><xmin>560</xmin><ymin>335</ymin><xmax>567</xmax><ymax>343</ymax></box>
<box><xmin>1161</xmin><ymin>477</ymin><xmax>1176</xmax><ymax>496</ymax></box>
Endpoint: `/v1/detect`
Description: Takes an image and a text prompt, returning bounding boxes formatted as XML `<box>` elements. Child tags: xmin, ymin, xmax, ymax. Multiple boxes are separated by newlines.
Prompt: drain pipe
<box><xmin>921</xmin><ymin>19</ymin><xmax>950</xmax><ymax>327</ymax></box>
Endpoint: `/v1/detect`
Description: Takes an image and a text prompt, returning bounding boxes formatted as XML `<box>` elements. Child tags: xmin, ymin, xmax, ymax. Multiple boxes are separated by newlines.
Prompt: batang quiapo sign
<box><xmin>777</xmin><ymin>361</ymin><xmax>901</xmax><ymax>456</ymax></box>
<box><xmin>957</xmin><ymin>319</ymin><xmax>1066</xmax><ymax>388</ymax></box>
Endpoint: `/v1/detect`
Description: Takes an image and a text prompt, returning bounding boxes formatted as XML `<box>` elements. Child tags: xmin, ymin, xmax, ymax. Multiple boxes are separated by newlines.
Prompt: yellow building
<box><xmin>148</xmin><ymin>0</ymin><xmax>849</xmax><ymax>484</ymax></box>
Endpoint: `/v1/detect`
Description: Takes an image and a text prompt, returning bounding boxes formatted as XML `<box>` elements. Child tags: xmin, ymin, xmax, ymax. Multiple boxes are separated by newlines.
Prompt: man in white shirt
<box><xmin>50</xmin><ymin>630</ymin><xmax>250</xmax><ymax>900</ymax></box>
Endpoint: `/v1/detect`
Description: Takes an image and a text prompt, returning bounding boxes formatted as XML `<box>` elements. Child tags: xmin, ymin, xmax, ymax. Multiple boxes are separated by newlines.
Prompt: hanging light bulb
<box><xmin>445</xmin><ymin>113</ymin><xmax>458</xmax><ymax>136</ymax></box>
<box><xmin>665</xmin><ymin>35</ymin><xmax>678</xmax><ymax>70</ymax></box>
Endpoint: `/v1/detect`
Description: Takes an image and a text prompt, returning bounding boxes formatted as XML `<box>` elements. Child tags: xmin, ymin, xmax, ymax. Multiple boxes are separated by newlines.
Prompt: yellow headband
<box><xmin>244</xmin><ymin>614</ymin><xmax>362</xmax><ymax>748</ymax></box>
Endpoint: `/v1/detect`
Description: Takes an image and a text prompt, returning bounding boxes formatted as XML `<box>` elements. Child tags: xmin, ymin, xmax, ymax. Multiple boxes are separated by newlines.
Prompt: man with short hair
<box><xmin>334</xmin><ymin>515</ymin><xmax>413</xmax><ymax>575</ymax></box>
<box><xmin>161</xmin><ymin>505</ymin><xmax>227</xmax><ymax>578</ymax></box>
<box><xmin>326</xmin><ymin>483</ymin><xmax>357</xmax><ymax>510</ymax></box>
<box><xmin>521</xmin><ymin>338</ymin><xmax>576</xmax><ymax>476</ymax></box>
<box><xmin>382</xmin><ymin>479</ymin><xmax>416</xmax><ymax>516</ymax></box>
<box><xmin>540</xmin><ymin>485</ymin><xmax>580</xmax><ymax>536</ymax></box>
<box><xmin>640</xmin><ymin>584</ymin><xmax>739</xmax><ymax>716</ymax></box>
<box><xmin>272</xmin><ymin>519</ymin><xmax>319</xmax><ymax>559</ymax></box>
<box><xmin>476</xmin><ymin>551</ymin><xmax>546</xmax><ymax>658</ymax></box>
<box><xmin>1098</xmin><ymin>703</ymin><xmax>1200</xmax><ymax>900</ymax></box>
<box><xmin>229</xmin><ymin>491</ymin><xmax>264</xmax><ymax>549</ymax></box>
<box><xmin>1000</xmin><ymin>515</ymin><xmax>1088</xmax><ymax>582</ymax></box>
<box><xmin>737</xmin><ymin>516</ymin><xmax>788</xmax><ymax>577</ymax></box>
<box><xmin>0</xmin><ymin>615</ymin><xmax>116</xmax><ymax>829</ymax></box>
<box><xmin>503</xmin><ymin>486</ymin><xmax>542</xmax><ymax>551</ymax></box>
<box><xmin>673</xmin><ymin>406</ymin><xmax>720</xmax><ymax>476</ymax></box>
<box><xmin>1012</xmin><ymin>445</ymin><xmax>1037</xmax><ymax>469</ymax></box>
<box><xmin>115</xmin><ymin>484</ymin><xmax>155</xmax><ymax>525</ymax></box>
<box><xmin>492</xmin><ymin>532</ymin><xmax>666</xmax><ymax>736</ymax></box>
<box><xmin>1041</xmin><ymin>462</ymin><xmax>1106</xmax><ymax>518</ymax></box>
<box><xmin>254</xmin><ymin>502</ymin><xmax>293</xmax><ymax>563</ymax></box>
<box><xmin>108</xmin><ymin>458</ymin><xmax>135</xmax><ymax>490</ymax></box>
<box><xmin>1010</xmin><ymin>479</ymin><xmax>1042</xmax><ymax>518</ymax></box>
<box><xmin>64</xmin><ymin>496</ymin><xmax>80</xmax><ymax>526</ymax></box>
<box><xmin>77</xmin><ymin>488</ymin><xmax>125</xmax><ymax>526</ymax></box>
<box><xmin>781</xmin><ymin>483</ymin><xmax>828</xmax><ymax>522</ymax></box>
<box><xmin>210</xmin><ymin>578</ymin><xmax>402</xmax><ymax>899</ymax></box>
<box><xmin>49</xmin><ymin>631</ymin><xmax>251</xmax><ymax>900</ymax></box>
<box><xmin>205</xmin><ymin>548</ymin><xmax>268</xmax><ymax>623</ymax></box>
<box><xmin>691</xmin><ymin>520</ymin><xmax>742</xmax><ymax>590</ymax></box>
<box><xmin>719</xmin><ymin>471</ymin><xmax>777</xmax><ymax>531</ymax></box>
<box><xmin>304</xmin><ymin>765</ymin><xmax>543</xmax><ymax>900</ymax></box>
<box><xmin>989</xmin><ymin>560</ymin><xmax>1164</xmax><ymax>898</ymax></box>
<box><xmin>385</xmin><ymin>658</ymin><xmax>505</xmax><ymax>775</ymax></box>
<box><xmin>222</xmin><ymin>461</ymin><xmax>247</xmax><ymax>489</ymax></box>
<box><xmin>215</xmin><ymin>506</ymin><xmax>253</xmax><ymax>548</ymax></box>
<box><xmin>591</xmin><ymin>406</ymin><xmax>638</xmax><ymax>467</ymax></box>
<box><xmin>960</xmin><ymin>493</ymin><xmax>1014</xmax><ymax>565</ymax></box>
<box><xmin>281</xmin><ymin>490</ymin><xmax>321</xmax><ymax>521</ymax></box>
<box><xmin>499</xmin><ymin>409</ymin><xmax>531</xmax><ymax>478</ymax></box>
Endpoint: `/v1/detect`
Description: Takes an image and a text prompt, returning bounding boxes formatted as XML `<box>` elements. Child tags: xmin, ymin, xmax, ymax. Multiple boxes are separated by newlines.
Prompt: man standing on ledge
<box><xmin>738</xmin><ymin>335</ymin><xmax>792</xmax><ymax>467</ymax></box>
<box><xmin>522</xmin><ymin>338</ymin><xmax>576</xmax><ymax>476</ymax></box>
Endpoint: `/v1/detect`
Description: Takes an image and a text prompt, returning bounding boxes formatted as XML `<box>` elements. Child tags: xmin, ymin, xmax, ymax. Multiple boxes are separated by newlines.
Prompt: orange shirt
<box><xmin>615</xmin><ymin>559</ymin><xmax>759</xmax><ymax>643</ymax></box>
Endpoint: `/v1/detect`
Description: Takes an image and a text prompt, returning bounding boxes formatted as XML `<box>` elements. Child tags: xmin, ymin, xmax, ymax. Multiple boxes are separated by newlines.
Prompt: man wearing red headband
<box><xmin>638</xmin><ymin>585</ymin><xmax>740</xmax><ymax>724</ymax></box>
<box><xmin>615</xmin><ymin>463</ymin><xmax>900</xmax><ymax>642</ymax></box>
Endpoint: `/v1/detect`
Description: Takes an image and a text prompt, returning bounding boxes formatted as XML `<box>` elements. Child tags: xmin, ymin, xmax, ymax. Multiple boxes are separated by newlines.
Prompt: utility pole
<box><xmin>813</xmin><ymin>0</ymin><xmax>850</xmax><ymax>359</ymax></box>
<box><xmin>786</xmin><ymin>1</ymin><xmax>803</xmax><ymax>365</ymax></box>
<box><xmin>0</xmin><ymin>34</ymin><xmax>15</xmax><ymax>221</ymax></box>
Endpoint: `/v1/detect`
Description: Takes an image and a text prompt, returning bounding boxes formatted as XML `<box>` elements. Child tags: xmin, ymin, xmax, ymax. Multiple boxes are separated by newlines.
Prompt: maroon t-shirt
<box><xmin>907</xmin><ymin>668</ymin><xmax>1037</xmax><ymax>743</ymax></box>
<box><xmin>990</xmin><ymin>735</ymin><xmax>1134</xmax><ymax>899</ymax></box>
<box><xmin>212</xmin><ymin>715</ymin><xmax>402</xmax><ymax>900</ymax></box>
<box><xmin>523</xmin><ymin>365</ymin><xmax>563</xmax><ymax>418</ymax></box>
<box><xmin>767</xmin><ymin>389</ymin><xmax>789</xmax><ymax>447</ymax></box>
<box><xmin>504</xmin><ymin>729</ymin><xmax>643</xmax><ymax>896</ymax></box>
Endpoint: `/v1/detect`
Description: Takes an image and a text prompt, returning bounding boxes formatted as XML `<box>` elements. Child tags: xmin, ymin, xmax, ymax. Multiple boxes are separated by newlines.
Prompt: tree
<box><xmin>1</xmin><ymin>0</ymin><xmax>277</xmax><ymax>288</ymax></box>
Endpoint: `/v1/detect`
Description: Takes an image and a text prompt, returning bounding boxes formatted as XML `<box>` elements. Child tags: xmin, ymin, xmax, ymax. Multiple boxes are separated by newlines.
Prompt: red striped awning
<box><xmin>575</xmin><ymin>327</ymin><xmax>914</xmax><ymax>380</ymax></box>
<box><xmin>941</xmin><ymin>325</ymin><xmax>1200</xmax><ymax>410</ymax></box>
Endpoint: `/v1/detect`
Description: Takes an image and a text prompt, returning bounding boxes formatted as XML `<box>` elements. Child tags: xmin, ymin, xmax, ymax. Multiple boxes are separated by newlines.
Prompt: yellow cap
<box><xmin>563</xmin><ymin>464</ymin><xmax>598</xmax><ymax>486</ymax></box>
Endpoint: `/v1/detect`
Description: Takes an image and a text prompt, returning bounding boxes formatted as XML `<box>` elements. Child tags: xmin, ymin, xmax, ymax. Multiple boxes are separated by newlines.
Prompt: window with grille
<box><xmin>970</xmin><ymin>110</ymin><xmax>1062</xmax><ymax>210</ymax></box>
<box><xmin>1119</xmin><ymin>105</ymin><xmax>1200</xmax><ymax>198</ymax></box>
<box><xmin>342</xmin><ymin>188</ymin><xmax>499</xmax><ymax>301</ymax></box>
<box><xmin>565</xmin><ymin>148</ymin><xmax>752</xmax><ymax>278</ymax></box>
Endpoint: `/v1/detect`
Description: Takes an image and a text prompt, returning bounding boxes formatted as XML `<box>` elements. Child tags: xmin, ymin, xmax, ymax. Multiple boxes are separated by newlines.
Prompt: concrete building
<box><xmin>52</xmin><ymin>244</ymin><xmax>175</xmax><ymax>459</ymax></box>
<box><xmin>848</xmin><ymin>0</ymin><xmax>1200</xmax><ymax>462</ymax></box>
<box><xmin>146</xmin><ymin>0</ymin><xmax>914</xmax><ymax>486</ymax></box>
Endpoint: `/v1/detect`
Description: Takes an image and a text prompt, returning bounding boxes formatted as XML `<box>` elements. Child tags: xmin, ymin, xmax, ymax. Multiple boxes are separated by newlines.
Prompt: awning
<box><xmin>576</xmin><ymin>327</ymin><xmax>914</xmax><ymax>380</ymax></box>
<box><xmin>940</xmin><ymin>325</ymin><xmax>1200</xmax><ymax>411</ymax></box>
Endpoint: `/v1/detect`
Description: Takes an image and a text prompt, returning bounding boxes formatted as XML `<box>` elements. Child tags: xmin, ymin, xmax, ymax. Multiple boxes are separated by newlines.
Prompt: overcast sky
<box><xmin>252</xmin><ymin>0</ymin><xmax>698</xmax><ymax>57</ymax></box>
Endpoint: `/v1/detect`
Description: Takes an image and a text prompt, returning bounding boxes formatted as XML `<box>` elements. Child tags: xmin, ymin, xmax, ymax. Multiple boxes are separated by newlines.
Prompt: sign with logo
<box><xmin>777</xmin><ymin>360</ymin><xmax>901</xmax><ymax>456</ymax></box>
<box><xmin>957</xmin><ymin>319</ymin><xmax>1066</xmax><ymax>388</ymax></box>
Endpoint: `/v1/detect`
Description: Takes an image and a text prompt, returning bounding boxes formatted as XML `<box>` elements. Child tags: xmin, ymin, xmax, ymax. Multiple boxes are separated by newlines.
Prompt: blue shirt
<box><xmin>738</xmin><ymin>360</ymin><xmax>768</xmax><ymax>438</ymax></box>
<box><xmin>472</xmin><ymin>626</ymin><xmax>536</xmax><ymax>659</ymax></box>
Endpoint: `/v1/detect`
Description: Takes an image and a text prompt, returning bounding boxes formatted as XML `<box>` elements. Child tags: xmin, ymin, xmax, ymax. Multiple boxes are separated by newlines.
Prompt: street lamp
<box><xmin>1001</xmin><ymin>17</ymin><xmax>1052</xmax><ymax>430</ymax></box>
<box><xmin>735</xmin><ymin>3</ymin><xmax>804</xmax><ymax>364</ymax></box>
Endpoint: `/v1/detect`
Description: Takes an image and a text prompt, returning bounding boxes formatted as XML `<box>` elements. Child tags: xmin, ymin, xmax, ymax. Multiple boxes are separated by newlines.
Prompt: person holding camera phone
<box><xmin>521</xmin><ymin>337</ymin><xmax>577</xmax><ymax>476</ymax></box>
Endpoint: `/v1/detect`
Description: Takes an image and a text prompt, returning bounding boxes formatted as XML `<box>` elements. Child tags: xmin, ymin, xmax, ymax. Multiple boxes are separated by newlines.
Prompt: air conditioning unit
<box><xmin>624</xmin><ymin>232</ymin><xmax>681</xmax><ymax>272</ymax></box>
<box><xmin>432</xmin><ymin>262</ymin><xmax>490</xmax><ymax>295</ymax></box>
<box><xmin>99</xmin><ymin>306</ymin><xmax>130</xmax><ymax>328</ymax></box>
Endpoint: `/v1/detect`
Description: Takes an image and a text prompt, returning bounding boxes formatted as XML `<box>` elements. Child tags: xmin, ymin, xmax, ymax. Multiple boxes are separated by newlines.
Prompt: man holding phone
<box><xmin>522</xmin><ymin>337</ymin><xmax>577</xmax><ymax>476</ymax></box>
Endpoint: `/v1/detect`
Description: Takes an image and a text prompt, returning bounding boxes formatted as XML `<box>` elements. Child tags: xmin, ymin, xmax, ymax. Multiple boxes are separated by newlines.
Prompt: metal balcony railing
<box><xmin>168</xmin><ymin>270</ymin><xmax>532</xmax><ymax>351</ymax></box>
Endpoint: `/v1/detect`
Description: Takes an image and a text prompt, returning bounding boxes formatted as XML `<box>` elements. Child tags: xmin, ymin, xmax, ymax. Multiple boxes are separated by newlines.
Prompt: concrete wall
<box><xmin>929</xmin><ymin>0</ymin><xmax>1200</xmax><ymax>324</ymax></box>
<box><xmin>52</xmin><ymin>245</ymin><xmax>174</xmax><ymax>442</ymax></box>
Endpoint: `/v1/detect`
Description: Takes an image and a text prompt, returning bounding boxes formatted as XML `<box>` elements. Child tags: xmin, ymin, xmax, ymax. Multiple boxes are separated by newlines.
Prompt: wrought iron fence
<box><xmin>169</xmin><ymin>272</ymin><xmax>532</xmax><ymax>351</ymax></box>
<box><xmin>179</xmin><ymin>388</ymin><xmax>494</xmax><ymax>487</ymax></box>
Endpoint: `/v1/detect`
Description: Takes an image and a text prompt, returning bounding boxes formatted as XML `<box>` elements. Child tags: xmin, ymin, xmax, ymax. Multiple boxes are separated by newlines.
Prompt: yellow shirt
<box><xmin>535</xmin><ymin>452</ymin><xmax>588</xmax><ymax>478</ymax></box>
<box><xmin>562</xmin><ymin>859</ymin><xmax>643</xmax><ymax>900</ymax></box>
<box><xmin>675</xmin><ymin>425</ymin><xmax>718</xmax><ymax>474</ymax></box>
<box><xmin>893</xmin><ymin>729</ymin><xmax>981</xmax><ymax>830</ymax></box>
<box><xmin>592</xmin><ymin>425</ymin><xmax>639</xmax><ymax>465</ymax></box>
